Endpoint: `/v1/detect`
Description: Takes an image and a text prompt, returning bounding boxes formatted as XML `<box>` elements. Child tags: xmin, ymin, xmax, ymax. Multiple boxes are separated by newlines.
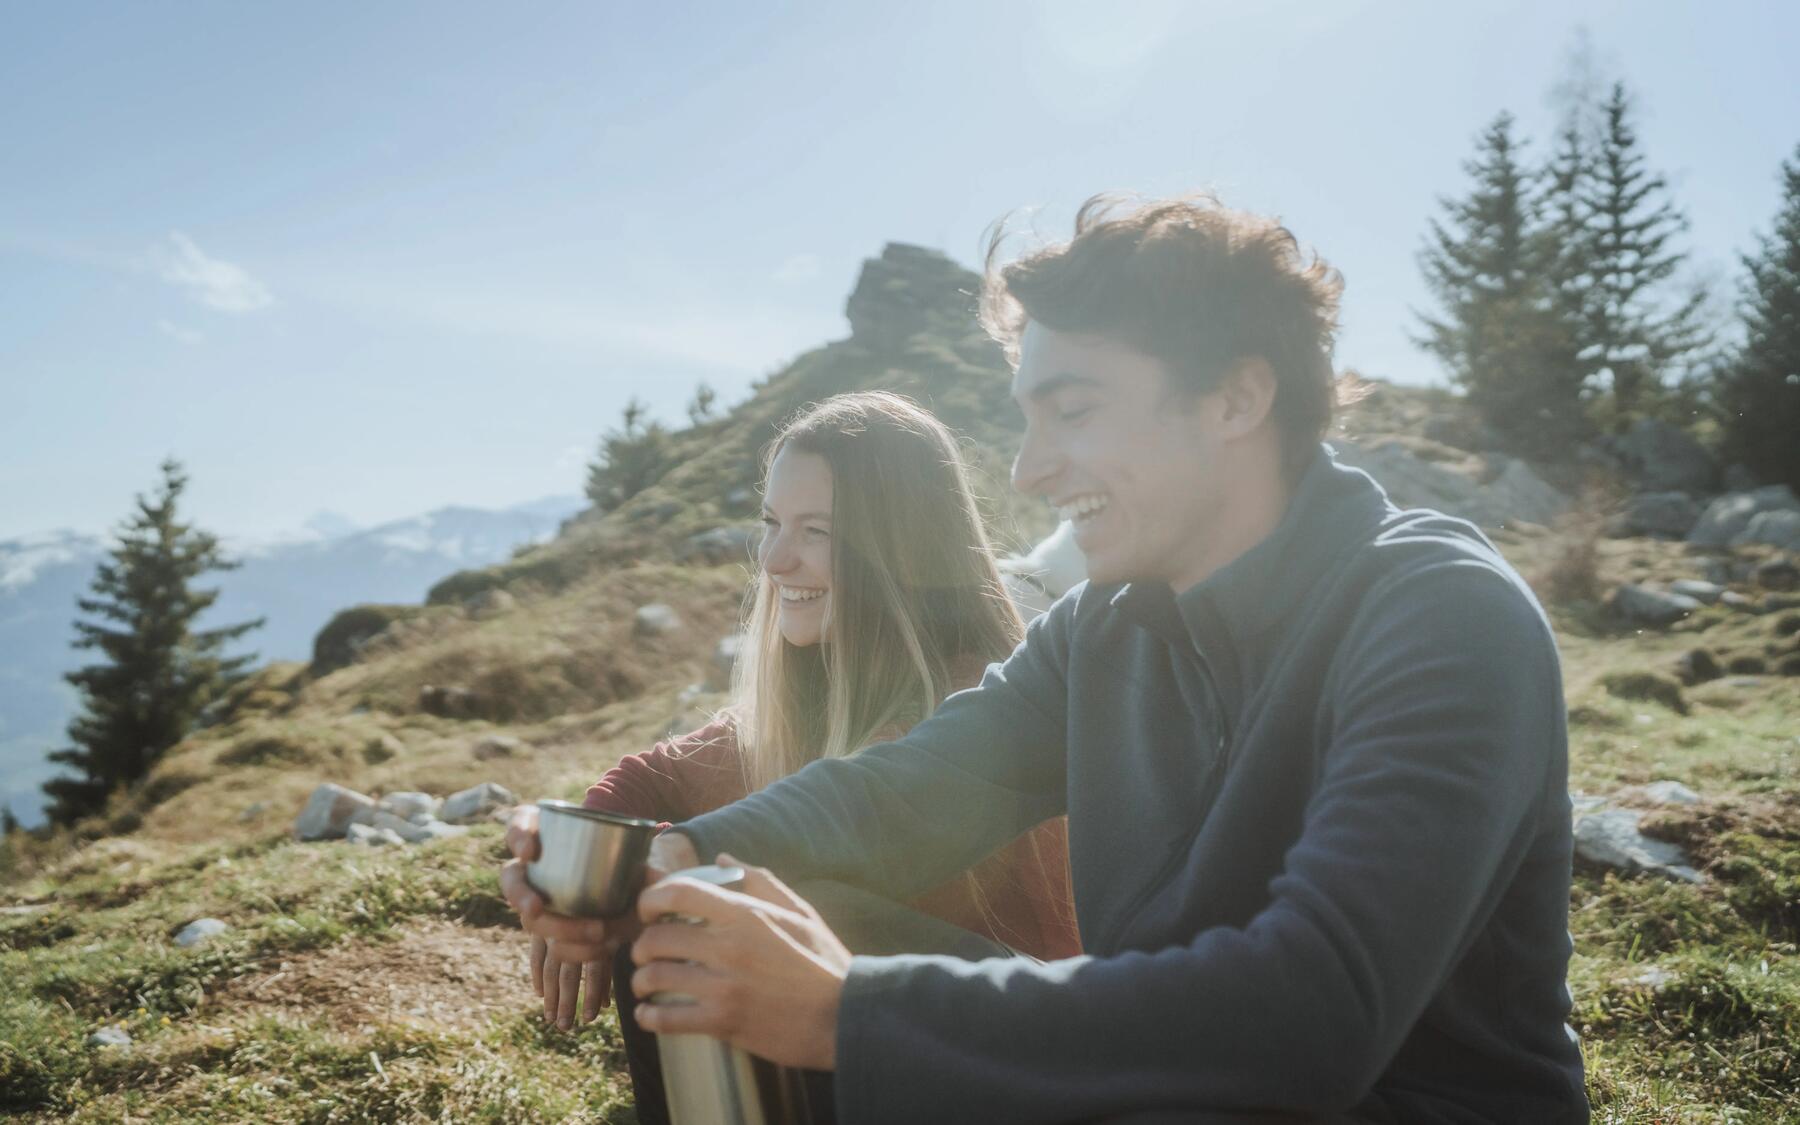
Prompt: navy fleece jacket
<box><xmin>678</xmin><ymin>447</ymin><xmax>1589</xmax><ymax>1124</ymax></box>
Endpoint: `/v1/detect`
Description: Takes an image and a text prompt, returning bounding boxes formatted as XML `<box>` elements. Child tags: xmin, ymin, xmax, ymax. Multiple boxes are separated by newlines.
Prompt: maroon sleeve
<box><xmin>582</xmin><ymin>716</ymin><xmax>753</xmax><ymax>824</ymax></box>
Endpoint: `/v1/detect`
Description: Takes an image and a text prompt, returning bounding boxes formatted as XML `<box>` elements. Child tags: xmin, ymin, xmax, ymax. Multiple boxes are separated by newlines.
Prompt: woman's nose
<box><xmin>760</xmin><ymin>528</ymin><xmax>797</xmax><ymax>573</ymax></box>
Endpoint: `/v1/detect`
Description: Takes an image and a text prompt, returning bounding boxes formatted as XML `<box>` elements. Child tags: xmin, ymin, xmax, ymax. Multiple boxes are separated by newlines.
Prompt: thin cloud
<box><xmin>157</xmin><ymin>231</ymin><xmax>273</xmax><ymax>313</ymax></box>
<box><xmin>156</xmin><ymin>319</ymin><xmax>204</xmax><ymax>345</ymax></box>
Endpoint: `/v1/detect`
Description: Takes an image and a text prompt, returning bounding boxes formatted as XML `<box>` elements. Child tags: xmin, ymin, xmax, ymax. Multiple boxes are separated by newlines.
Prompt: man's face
<box><xmin>1010</xmin><ymin>321</ymin><xmax>1232</xmax><ymax>591</ymax></box>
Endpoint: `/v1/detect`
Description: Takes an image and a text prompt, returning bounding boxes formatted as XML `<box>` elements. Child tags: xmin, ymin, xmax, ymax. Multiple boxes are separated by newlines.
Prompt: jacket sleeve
<box><xmin>582</xmin><ymin>719</ymin><xmax>748</xmax><ymax>824</ymax></box>
<box><xmin>828</xmin><ymin>564</ymin><xmax>1567</xmax><ymax>1124</ymax></box>
<box><xmin>675</xmin><ymin>594</ymin><xmax>1077</xmax><ymax>902</ymax></box>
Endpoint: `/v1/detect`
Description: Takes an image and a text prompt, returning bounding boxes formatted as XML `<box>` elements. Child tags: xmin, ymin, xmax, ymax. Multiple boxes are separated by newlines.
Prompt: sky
<box><xmin>3</xmin><ymin>0</ymin><xmax>1796</xmax><ymax>542</ymax></box>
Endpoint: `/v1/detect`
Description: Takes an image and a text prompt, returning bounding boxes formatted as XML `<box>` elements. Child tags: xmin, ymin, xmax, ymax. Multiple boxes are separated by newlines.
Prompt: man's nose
<box><xmin>1011</xmin><ymin>424</ymin><xmax>1057</xmax><ymax>497</ymax></box>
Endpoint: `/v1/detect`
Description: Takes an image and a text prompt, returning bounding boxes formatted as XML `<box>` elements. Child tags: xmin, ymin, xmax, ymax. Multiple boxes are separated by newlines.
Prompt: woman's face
<box><xmin>758</xmin><ymin>446</ymin><xmax>834</xmax><ymax>647</ymax></box>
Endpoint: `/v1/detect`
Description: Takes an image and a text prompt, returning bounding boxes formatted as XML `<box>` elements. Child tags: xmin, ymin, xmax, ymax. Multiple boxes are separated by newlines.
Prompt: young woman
<box><xmin>528</xmin><ymin>392</ymin><xmax>1077</xmax><ymax>1106</ymax></box>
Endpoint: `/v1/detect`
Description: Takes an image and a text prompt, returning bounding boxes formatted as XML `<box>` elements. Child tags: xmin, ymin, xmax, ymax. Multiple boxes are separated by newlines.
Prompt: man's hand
<box><xmin>502</xmin><ymin>805</ymin><xmax>704</xmax><ymax>1013</ymax></box>
<box><xmin>629</xmin><ymin>853</ymin><xmax>850</xmax><ymax>1071</ymax></box>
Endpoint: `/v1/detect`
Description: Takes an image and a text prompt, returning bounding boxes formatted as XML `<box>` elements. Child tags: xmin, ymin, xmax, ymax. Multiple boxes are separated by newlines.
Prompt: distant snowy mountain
<box><xmin>0</xmin><ymin>496</ymin><xmax>585</xmax><ymax>828</ymax></box>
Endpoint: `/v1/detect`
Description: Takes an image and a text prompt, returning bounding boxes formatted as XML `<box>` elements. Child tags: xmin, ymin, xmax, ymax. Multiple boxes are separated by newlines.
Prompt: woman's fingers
<box><xmin>631</xmin><ymin>917</ymin><xmax>726</xmax><ymax>968</ymax></box>
<box><xmin>556</xmin><ymin>956</ymin><xmax>583</xmax><ymax>1030</ymax></box>
<box><xmin>582</xmin><ymin>958</ymin><xmax>612</xmax><ymax>1021</ymax></box>
<box><xmin>504</xmin><ymin>805</ymin><xmax>540</xmax><ymax>861</ymax></box>
<box><xmin>500</xmin><ymin>859</ymin><xmax>544</xmax><ymax>923</ymax></box>
<box><xmin>530</xmin><ymin>934</ymin><xmax>548</xmax><ymax>997</ymax></box>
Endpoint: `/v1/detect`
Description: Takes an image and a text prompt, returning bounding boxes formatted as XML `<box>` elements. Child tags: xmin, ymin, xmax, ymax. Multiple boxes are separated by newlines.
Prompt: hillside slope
<box><xmin>2</xmin><ymin>245</ymin><xmax>1797</xmax><ymax>1123</ymax></box>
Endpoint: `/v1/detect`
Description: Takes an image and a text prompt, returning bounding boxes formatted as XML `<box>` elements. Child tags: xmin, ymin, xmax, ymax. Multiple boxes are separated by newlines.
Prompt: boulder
<box><xmin>237</xmin><ymin>801</ymin><xmax>267</xmax><ymax>823</ymax></box>
<box><xmin>293</xmin><ymin>782</ymin><xmax>376</xmax><ymax>841</ymax></box>
<box><xmin>419</xmin><ymin>684</ymin><xmax>487</xmax><ymax>720</ymax></box>
<box><xmin>472</xmin><ymin>734</ymin><xmax>527</xmax><ymax>761</ymax></box>
<box><xmin>346</xmin><ymin>823</ymin><xmax>404</xmax><ymax>847</ymax></box>
<box><xmin>1330</xmin><ymin>441</ymin><xmax>1566</xmax><ymax>530</ymax></box>
<box><xmin>377</xmin><ymin>791</ymin><xmax>441</xmax><ymax>820</ymax></box>
<box><xmin>174</xmin><ymin>917</ymin><xmax>230</xmax><ymax>948</ymax></box>
<box><xmin>680</xmin><ymin>526</ymin><xmax>756</xmax><ymax>565</ymax></box>
<box><xmin>634</xmin><ymin>604</ymin><xmax>683</xmax><ymax>637</ymax></box>
<box><xmin>1668</xmin><ymin>579</ymin><xmax>1725</xmax><ymax>605</ymax></box>
<box><xmin>705</xmin><ymin>634</ymin><xmax>744</xmax><ymax>692</ymax></box>
<box><xmin>1738</xmin><ymin>509</ymin><xmax>1800</xmax><ymax>551</ymax></box>
<box><xmin>1688</xmin><ymin>485</ymin><xmax>1800</xmax><ymax>547</ymax></box>
<box><xmin>1573</xmin><ymin>807</ymin><xmax>1702</xmax><ymax>883</ymax></box>
<box><xmin>464</xmin><ymin>588</ymin><xmax>518</xmax><ymax>619</ymax></box>
<box><xmin>442</xmin><ymin>782</ymin><xmax>518</xmax><ymax>824</ymax></box>
<box><xmin>1613</xmin><ymin>418</ymin><xmax>1718</xmax><ymax>494</ymax></box>
<box><xmin>1756</xmin><ymin>560</ymin><xmax>1800</xmax><ymax>592</ymax></box>
<box><xmin>1641</xmin><ymin>780</ymin><xmax>1702</xmax><ymax>806</ymax></box>
<box><xmin>1608</xmin><ymin>584</ymin><xmax>1701</xmax><ymax>627</ymax></box>
<box><xmin>87</xmin><ymin>1025</ymin><xmax>132</xmax><ymax>1049</ymax></box>
<box><xmin>1608</xmin><ymin>492</ymin><xmax>1701</xmax><ymax>539</ymax></box>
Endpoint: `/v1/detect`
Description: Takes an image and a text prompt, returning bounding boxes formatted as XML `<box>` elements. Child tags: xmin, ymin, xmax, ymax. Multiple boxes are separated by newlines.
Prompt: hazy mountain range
<box><xmin>0</xmin><ymin>496</ymin><xmax>585</xmax><ymax>828</ymax></box>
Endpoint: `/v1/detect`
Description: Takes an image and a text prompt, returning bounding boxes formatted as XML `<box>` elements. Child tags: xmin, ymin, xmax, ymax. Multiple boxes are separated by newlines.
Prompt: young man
<box><xmin>503</xmin><ymin>194</ymin><xmax>1589</xmax><ymax>1123</ymax></box>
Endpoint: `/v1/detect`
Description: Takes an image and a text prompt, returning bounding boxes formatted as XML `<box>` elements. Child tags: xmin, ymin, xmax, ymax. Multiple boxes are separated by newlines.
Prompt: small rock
<box><xmin>1720</xmin><ymin>590</ymin><xmax>1755</xmax><ymax>610</ymax></box>
<box><xmin>1613</xmin><ymin>419</ymin><xmax>1719</xmax><ymax>495</ymax></box>
<box><xmin>442</xmin><ymin>782</ymin><xmax>518</xmax><ymax>823</ymax></box>
<box><xmin>1689</xmin><ymin>485</ymin><xmax>1800</xmax><ymax>548</ymax></box>
<box><xmin>472</xmin><ymin>734</ymin><xmax>526</xmax><ymax>761</ymax></box>
<box><xmin>1755</xmin><ymin>559</ymin><xmax>1800</xmax><ymax>592</ymax></box>
<box><xmin>1630</xmin><ymin>965</ymin><xmax>1676</xmax><ymax>991</ymax></box>
<box><xmin>87</xmin><ymin>1025</ymin><xmax>132</xmax><ymax>1049</ymax></box>
<box><xmin>1608</xmin><ymin>584</ymin><xmax>1701</xmax><ymax>627</ymax></box>
<box><xmin>294</xmin><ymin>782</ymin><xmax>376</xmax><ymax>841</ymax></box>
<box><xmin>419</xmin><ymin>683</ymin><xmax>486</xmax><ymax>720</ymax></box>
<box><xmin>412</xmin><ymin>819</ymin><xmax>469</xmax><ymax>842</ymax></box>
<box><xmin>1673</xmin><ymin>648</ymin><xmax>1722</xmax><ymax>686</ymax></box>
<box><xmin>1573</xmin><ymin>807</ymin><xmax>1703</xmax><ymax>883</ymax></box>
<box><xmin>464</xmin><ymin>588</ymin><xmax>518</xmax><ymax>619</ymax></box>
<box><xmin>1727</xmin><ymin>654</ymin><xmax>1768</xmax><ymax>675</ymax></box>
<box><xmin>377</xmin><ymin>791</ymin><xmax>441</xmax><ymax>820</ymax></box>
<box><xmin>1668</xmin><ymin>579</ymin><xmax>1725</xmax><ymax>605</ymax></box>
<box><xmin>363</xmin><ymin>734</ymin><xmax>404</xmax><ymax>764</ymax></box>
<box><xmin>237</xmin><ymin>801</ymin><xmax>267</xmax><ymax>823</ymax></box>
<box><xmin>347</xmin><ymin>823</ymin><xmax>404</xmax><ymax>847</ymax></box>
<box><xmin>1570</xmin><ymin>792</ymin><xmax>1608</xmax><ymax>815</ymax></box>
<box><xmin>634</xmin><ymin>604</ymin><xmax>683</xmax><ymax>637</ymax></box>
<box><xmin>174</xmin><ymin>918</ymin><xmax>230</xmax><ymax>948</ymax></box>
<box><xmin>1642</xmin><ymin>780</ymin><xmax>1701</xmax><ymax>806</ymax></box>
<box><xmin>705</xmin><ymin>634</ymin><xmax>743</xmax><ymax>692</ymax></box>
<box><xmin>679</xmin><ymin>525</ymin><xmax>757</xmax><ymax>565</ymax></box>
<box><xmin>1700</xmin><ymin>557</ymin><xmax>1732</xmax><ymax>586</ymax></box>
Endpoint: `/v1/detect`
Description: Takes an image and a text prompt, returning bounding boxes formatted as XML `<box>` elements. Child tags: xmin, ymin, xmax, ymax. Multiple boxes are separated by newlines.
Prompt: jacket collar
<box><xmin>1111</xmin><ymin>444</ymin><xmax>1394</xmax><ymax>699</ymax></box>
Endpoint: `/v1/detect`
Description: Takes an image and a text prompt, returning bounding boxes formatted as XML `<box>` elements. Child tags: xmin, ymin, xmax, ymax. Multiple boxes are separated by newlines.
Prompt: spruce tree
<box><xmin>1415</xmin><ymin>112</ymin><xmax>1585</xmax><ymax>452</ymax></box>
<box><xmin>584</xmin><ymin>397</ymin><xmax>672</xmax><ymax>511</ymax></box>
<box><xmin>1717</xmin><ymin>144</ymin><xmax>1800</xmax><ymax>490</ymax></box>
<box><xmin>1578</xmin><ymin>82</ymin><xmax>1710</xmax><ymax>428</ymax></box>
<box><xmin>41</xmin><ymin>460</ymin><xmax>263</xmax><ymax>826</ymax></box>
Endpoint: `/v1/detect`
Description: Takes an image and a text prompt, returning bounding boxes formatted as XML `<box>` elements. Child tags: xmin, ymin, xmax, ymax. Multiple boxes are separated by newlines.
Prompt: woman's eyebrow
<box><xmin>762</xmin><ymin>507</ymin><xmax>832</xmax><ymax>522</ymax></box>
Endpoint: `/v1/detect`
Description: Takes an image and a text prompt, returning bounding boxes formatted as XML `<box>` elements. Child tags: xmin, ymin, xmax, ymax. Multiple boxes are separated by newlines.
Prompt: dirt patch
<box><xmin>220</xmin><ymin>917</ymin><xmax>534</xmax><ymax>1032</ymax></box>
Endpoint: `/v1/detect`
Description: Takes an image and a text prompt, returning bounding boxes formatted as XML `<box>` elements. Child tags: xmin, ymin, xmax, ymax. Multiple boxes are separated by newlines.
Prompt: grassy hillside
<box><xmin>3</xmin><ymin>247</ymin><xmax>1797</xmax><ymax>1123</ymax></box>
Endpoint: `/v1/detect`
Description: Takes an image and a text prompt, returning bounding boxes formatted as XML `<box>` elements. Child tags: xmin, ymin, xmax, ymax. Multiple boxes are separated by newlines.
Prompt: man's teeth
<box><xmin>779</xmin><ymin>587</ymin><xmax>826</xmax><ymax>603</ymax></box>
<box><xmin>1058</xmin><ymin>495</ymin><xmax>1110</xmax><ymax>523</ymax></box>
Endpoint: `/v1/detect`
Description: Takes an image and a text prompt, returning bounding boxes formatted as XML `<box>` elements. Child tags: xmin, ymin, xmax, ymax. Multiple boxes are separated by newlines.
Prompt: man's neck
<box><xmin>1168</xmin><ymin>447</ymin><xmax>1295</xmax><ymax>596</ymax></box>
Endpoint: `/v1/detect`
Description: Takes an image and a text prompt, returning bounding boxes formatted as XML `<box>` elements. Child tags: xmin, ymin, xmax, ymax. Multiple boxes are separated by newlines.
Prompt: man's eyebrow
<box><xmin>1019</xmin><ymin>372</ymin><xmax>1103</xmax><ymax>401</ymax></box>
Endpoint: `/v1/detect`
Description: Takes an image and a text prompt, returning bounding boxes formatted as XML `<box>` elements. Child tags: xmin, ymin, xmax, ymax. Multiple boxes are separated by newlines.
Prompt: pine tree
<box><xmin>686</xmin><ymin>382</ymin><xmax>718</xmax><ymax>425</ymax></box>
<box><xmin>1578</xmin><ymin>82</ymin><xmax>1710</xmax><ymax>428</ymax></box>
<box><xmin>41</xmin><ymin>460</ymin><xmax>263</xmax><ymax>826</ymax></box>
<box><xmin>584</xmin><ymin>397</ymin><xmax>673</xmax><ymax>511</ymax></box>
<box><xmin>1717</xmin><ymin>144</ymin><xmax>1800</xmax><ymax>490</ymax></box>
<box><xmin>1414</xmin><ymin>112</ymin><xmax>1586</xmax><ymax>452</ymax></box>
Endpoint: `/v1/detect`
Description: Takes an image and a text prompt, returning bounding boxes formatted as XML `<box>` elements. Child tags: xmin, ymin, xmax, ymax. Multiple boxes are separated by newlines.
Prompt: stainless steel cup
<box><xmin>525</xmin><ymin>799</ymin><xmax>660</xmax><ymax>918</ymax></box>
<box><xmin>652</xmin><ymin>864</ymin><xmax>817</xmax><ymax>1125</ymax></box>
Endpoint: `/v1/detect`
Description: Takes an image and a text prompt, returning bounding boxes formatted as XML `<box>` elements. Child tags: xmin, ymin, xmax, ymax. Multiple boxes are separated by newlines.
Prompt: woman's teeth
<box><xmin>1058</xmin><ymin>495</ymin><xmax>1110</xmax><ymax>524</ymax></box>
<box><xmin>779</xmin><ymin>586</ymin><xmax>826</xmax><ymax>603</ymax></box>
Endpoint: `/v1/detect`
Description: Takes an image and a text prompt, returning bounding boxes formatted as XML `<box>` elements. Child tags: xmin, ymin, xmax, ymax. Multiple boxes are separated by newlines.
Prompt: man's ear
<box><xmin>1216</xmin><ymin>357</ymin><xmax>1277</xmax><ymax>438</ymax></box>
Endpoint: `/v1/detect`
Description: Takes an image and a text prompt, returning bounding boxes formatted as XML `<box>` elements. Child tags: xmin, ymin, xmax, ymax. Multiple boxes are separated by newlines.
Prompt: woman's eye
<box><xmin>804</xmin><ymin>527</ymin><xmax>831</xmax><ymax>541</ymax></box>
<box><xmin>760</xmin><ymin>516</ymin><xmax>779</xmax><ymax>528</ymax></box>
<box><xmin>1057</xmin><ymin>403</ymin><xmax>1095</xmax><ymax>423</ymax></box>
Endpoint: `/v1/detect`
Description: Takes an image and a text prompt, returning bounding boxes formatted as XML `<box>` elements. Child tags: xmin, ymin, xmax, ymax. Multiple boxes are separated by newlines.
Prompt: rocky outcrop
<box><xmin>1608</xmin><ymin>584</ymin><xmax>1702</xmax><ymax>627</ymax></box>
<box><xmin>1608</xmin><ymin>492</ymin><xmax>1702</xmax><ymax>540</ymax></box>
<box><xmin>845</xmin><ymin>243</ymin><xmax>981</xmax><ymax>354</ymax></box>
<box><xmin>1612</xmin><ymin>418</ymin><xmax>1719</xmax><ymax>495</ymax></box>
<box><xmin>1572</xmin><ymin>804</ymin><xmax>1703</xmax><ymax>883</ymax></box>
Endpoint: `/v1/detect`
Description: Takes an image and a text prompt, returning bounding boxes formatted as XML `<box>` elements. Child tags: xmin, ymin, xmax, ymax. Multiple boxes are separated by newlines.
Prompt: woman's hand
<box><xmin>532</xmin><ymin>933</ymin><xmax>612</xmax><ymax>1030</ymax></box>
<box><xmin>629</xmin><ymin>853</ymin><xmax>850</xmax><ymax>1070</ymax></box>
<box><xmin>503</xmin><ymin>805</ymin><xmax>704</xmax><ymax>993</ymax></box>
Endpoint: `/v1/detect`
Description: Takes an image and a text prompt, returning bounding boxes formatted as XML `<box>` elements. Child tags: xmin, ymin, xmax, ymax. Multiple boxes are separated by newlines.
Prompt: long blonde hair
<box><xmin>730</xmin><ymin>392</ymin><xmax>1024</xmax><ymax>791</ymax></box>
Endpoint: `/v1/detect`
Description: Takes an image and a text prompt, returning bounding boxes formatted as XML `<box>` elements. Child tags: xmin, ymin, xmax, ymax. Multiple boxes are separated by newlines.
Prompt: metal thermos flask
<box><xmin>651</xmin><ymin>864</ymin><xmax>818</xmax><ymax>1125</ymax></box>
